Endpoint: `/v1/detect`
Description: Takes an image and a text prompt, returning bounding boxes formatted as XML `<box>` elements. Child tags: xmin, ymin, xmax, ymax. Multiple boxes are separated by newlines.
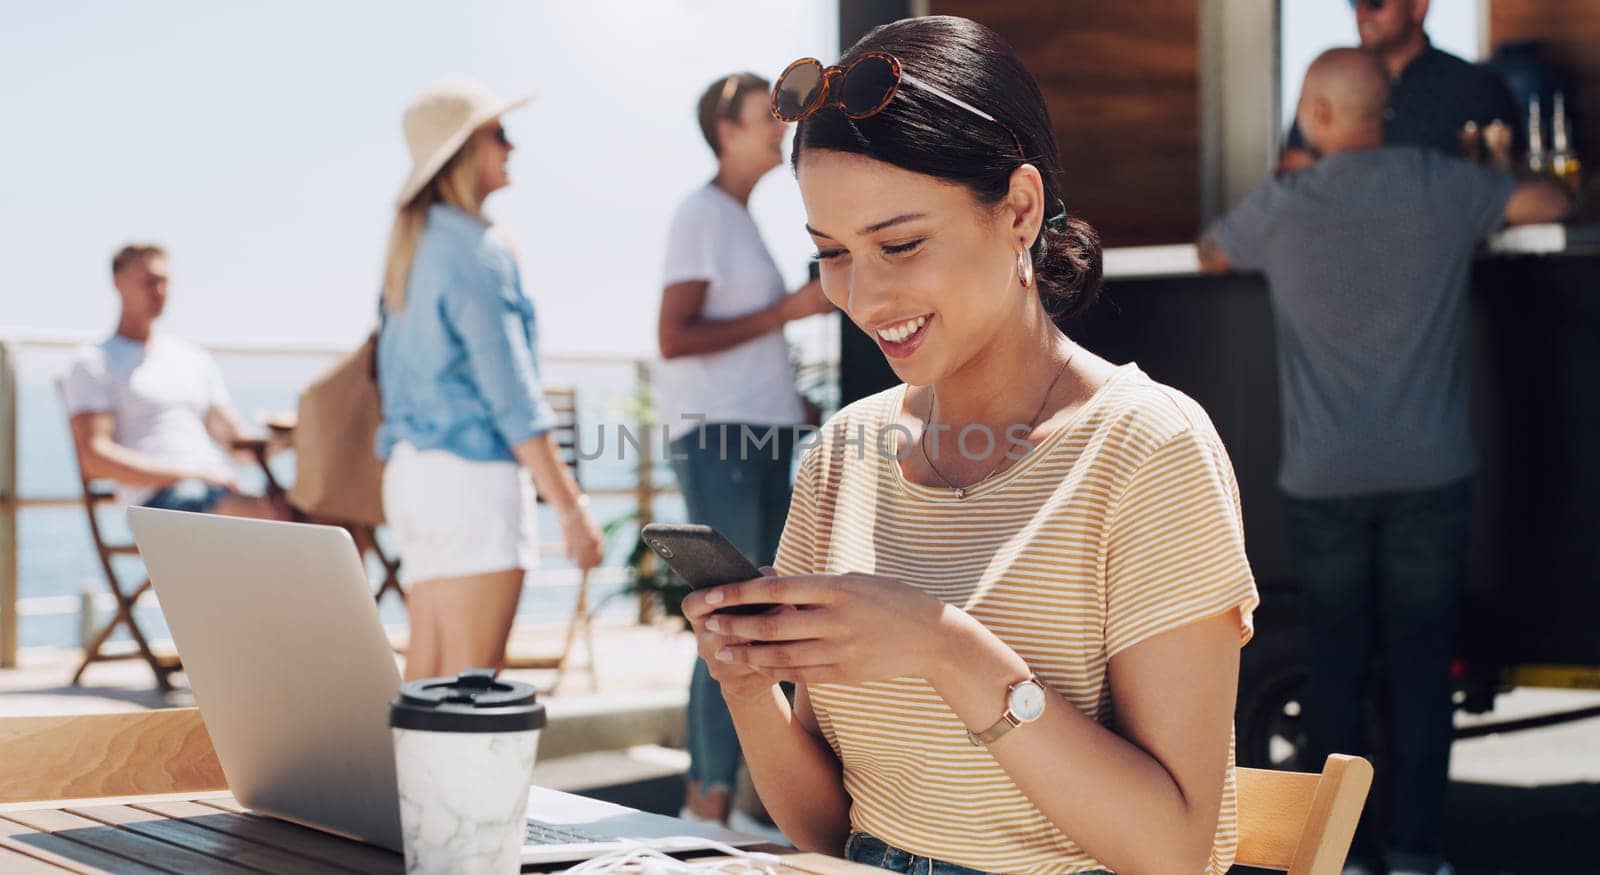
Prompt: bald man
<box><xmin>1201</xmin><ymin>49</ymin><xmax>1568</xmax><ymax>875</ymax></box>
<box><xmin>1280</xmin><ymin>0</ymin><xmax>1520</xmax><ymax>175</ymax></box>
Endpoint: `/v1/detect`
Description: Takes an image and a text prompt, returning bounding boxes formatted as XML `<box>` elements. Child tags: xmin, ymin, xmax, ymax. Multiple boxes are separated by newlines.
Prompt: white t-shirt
<box><xmin>655</xmin><ymin>184</ymin><xmax>805</xmax><ymax>441</ymax></box>
<box><xmin>61</xmin><ymin>334</ymin><xmax>234</xmax><ymax>506</ymax></box>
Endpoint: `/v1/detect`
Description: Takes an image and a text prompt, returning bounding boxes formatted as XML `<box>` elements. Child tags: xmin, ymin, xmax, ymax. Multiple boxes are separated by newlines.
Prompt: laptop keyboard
<box><xmin>525</xmin><ymin>819</ymin><xmax>607</xmax><ymax>846</ymax></box>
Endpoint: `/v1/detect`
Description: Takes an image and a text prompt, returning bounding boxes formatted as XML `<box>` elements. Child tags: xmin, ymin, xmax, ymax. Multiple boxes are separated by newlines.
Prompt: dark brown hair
<box><xmin>697</xmin><ymin>72</ymin><xmax>772</xmax><ymax>156</ymax></box>
<box><xmin>791</xmin><ymin>16</ymin><xmax>1101</xmax><ymax>323</ymax></box>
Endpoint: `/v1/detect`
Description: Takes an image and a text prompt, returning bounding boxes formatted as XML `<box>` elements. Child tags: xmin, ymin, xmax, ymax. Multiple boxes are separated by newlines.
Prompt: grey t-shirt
<box><xmin>1210</xmin><ymin>147</ymin><xmax>1513</xmax><ymax>499</ymax></box>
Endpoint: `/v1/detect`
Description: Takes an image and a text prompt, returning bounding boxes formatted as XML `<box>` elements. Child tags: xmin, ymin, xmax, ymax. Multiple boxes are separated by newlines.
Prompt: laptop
<box><xmin>127</xmin><ymin>507</ymin><xmax>766</xmax><ymax>864</ymax></box>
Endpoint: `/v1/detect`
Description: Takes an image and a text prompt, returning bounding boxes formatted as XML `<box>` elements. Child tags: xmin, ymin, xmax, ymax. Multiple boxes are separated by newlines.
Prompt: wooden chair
<box><xmin>351</xmin><ymin>524</ymin><xmax>406</xmax><ymax>608</ymax></box>
<box><xmin>503</xmin><ymin>386</ymin><xmax>597</xmax><ymax>691</ymax></box>
<box><xmin>0</xmin><ymin>708</ymin><xmax>224</xmax><ymax>806</ymax></box>
<box><xmin>58</xmin><ymin>382</ymin><xmax>182</xmax><ymax>693</ymax></box>
<box><xmin>1236</xmin><ymin>754</ymin><xmax>1375</xmax><ymax>875</ymax></box>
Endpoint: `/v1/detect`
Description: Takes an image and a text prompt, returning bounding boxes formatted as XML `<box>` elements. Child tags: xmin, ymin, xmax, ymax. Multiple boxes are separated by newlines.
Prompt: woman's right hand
<box><xmin>683</xmin><ymin>569</ymin><xmax>782</xmax><ymax>704</ymax></box>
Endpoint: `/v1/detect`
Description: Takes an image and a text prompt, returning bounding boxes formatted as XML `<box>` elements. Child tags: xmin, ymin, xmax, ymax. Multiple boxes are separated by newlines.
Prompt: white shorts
<box><xmin>382</xmin><ymin>443</ymin><xmax>539</xmax><ymax>585</ymax></box>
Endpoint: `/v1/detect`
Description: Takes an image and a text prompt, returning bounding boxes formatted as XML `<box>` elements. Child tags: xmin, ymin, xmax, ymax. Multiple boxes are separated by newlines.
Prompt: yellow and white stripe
<box><xmin>774</xmin><ymin>364</ymin><xmax>1259</xmax><ymax>875</ymax></box>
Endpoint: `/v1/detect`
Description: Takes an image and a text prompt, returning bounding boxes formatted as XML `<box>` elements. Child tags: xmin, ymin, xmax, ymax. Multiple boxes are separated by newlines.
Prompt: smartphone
<box><xmin>807</xmin><ymin>259</ymin><xmax>821</xmax><ymax>282</ymax></box>
<box><xmin>639</xmin><ymin>523</ymin><xmax>775</xmax><ymax>615</ymax></box>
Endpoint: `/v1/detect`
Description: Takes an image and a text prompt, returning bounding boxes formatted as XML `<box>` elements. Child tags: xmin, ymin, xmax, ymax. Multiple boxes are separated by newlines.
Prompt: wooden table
<box><xmin>231</xmin><ymin>412</ymin><xmax>296</xmax><ymax>499</ymax></box>
<box><xmin>230</xmin><ymin>436</ymin><xmax>290</xmax><ymax>500</ymax></box>
<box><xmin>0</xmin><ymin>793</ymin><xmax>872</xmax><ymax>874</ymax></box>
<box><xmin>229</xmin><ymin>425</ymin><xmax>404</xmax><ymax>605</ymax></box>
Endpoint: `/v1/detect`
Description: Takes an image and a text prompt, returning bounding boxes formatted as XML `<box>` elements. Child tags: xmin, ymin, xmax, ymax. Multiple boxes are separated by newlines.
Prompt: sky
<box><xmin>0</xmin><ymin>1</ymin><xmax>839</xmax><ymax>358</ymax></box>
<box><xmin>1</xmin><ymin>2</ymin><xmax>1486</xmax><ymax>357</ymax></box>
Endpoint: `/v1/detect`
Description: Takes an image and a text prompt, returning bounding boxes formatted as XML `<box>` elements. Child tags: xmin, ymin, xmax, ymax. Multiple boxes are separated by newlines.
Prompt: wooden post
<box><xmin>634</xmin><ymin>360</ymin><xmax>657</xmax><ymax>625</ymax></box>
<box><xmin>0</xmin><ymin>343</ymin><xmax>19</xmax><ymax>668</ymax></box>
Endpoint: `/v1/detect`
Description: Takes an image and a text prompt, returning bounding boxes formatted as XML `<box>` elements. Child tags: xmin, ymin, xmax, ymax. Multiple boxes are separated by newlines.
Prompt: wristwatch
<box><xmin>966</xmin><ymin>675</ymin><xmax>1048</xmax><ymax>746</ymax></box>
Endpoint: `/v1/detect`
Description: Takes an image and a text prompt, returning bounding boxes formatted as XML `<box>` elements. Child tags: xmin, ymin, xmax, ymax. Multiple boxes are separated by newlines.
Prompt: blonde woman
<box><xmin>377</xmin><ymin>77</ymin><xmax>603</xmax><ymax>681</ymax></box>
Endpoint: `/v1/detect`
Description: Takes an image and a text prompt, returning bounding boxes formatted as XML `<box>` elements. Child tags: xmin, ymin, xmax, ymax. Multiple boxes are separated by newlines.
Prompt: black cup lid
<box><xmin>389</xmin><ymin>669</ymin><xmax>546</xmax><ymax>733</ymax></box>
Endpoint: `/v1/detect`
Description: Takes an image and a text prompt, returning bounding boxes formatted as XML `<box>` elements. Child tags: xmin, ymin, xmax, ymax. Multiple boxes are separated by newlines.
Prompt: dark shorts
<box><xmin>142</xmin><ymin>480</ymin><xmax>232</xmax><ymax>514</ymax></box>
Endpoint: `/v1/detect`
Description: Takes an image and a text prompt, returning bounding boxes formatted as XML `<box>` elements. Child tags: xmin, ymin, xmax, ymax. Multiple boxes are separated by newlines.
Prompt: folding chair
<box><xmin>350</xmin><ymin>524</ymin><xmax>405</xmax><ymax>608</ymax></box>
<box><xmin>58</xmin><ymin>381</ymin><xmax>182</xmax><ymax>692</ymax></box>
<box><xmin>0</xmin><ymin>707</ymin><xmax>224</xmax><ymax>805</ymax></box>
<box><xmin>503</xmin><ymin>386</ymin><xmax>597</xmax><ymax>691</ymax></box>
<box><xmin>1236</xmin><ymin>753</ymin><xmax>1375</xmax><ymax>875</ymax></box>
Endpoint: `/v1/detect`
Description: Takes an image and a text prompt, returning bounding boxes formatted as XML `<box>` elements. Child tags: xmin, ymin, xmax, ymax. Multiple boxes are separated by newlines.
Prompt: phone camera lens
<box><xmin>651</xmin><ymin>541</ymin><xmax>674</xmax><ymax>559</ymax></box>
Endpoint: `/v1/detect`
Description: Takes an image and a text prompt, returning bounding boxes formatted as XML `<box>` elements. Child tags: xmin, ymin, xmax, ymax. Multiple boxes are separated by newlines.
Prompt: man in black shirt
<box><xmin>1280</xmin><ymin>0</ymin><xmax>1519</xmax><ymax>174</ymax></box>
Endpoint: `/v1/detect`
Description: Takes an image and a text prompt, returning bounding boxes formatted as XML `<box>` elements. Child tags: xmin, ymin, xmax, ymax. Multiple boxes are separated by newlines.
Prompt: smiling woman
<box><xmin>677</xmin><ymin>15</ymin><xmax>1260</xmax><ymax>875</ymax></box>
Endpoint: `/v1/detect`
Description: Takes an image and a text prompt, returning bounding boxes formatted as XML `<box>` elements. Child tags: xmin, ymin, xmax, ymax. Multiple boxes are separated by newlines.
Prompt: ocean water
<box><xmin>6</xmin><ymin>342</ymin><xmax>690</xmax><ymax>650</ymax></box>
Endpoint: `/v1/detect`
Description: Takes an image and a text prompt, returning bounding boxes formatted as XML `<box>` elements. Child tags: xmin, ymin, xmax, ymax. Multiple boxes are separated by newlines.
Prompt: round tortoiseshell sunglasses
<box><xmin>770</xmin><ymin>52</ymin><xmax>1025</xmax><ymax>159</ymax></box>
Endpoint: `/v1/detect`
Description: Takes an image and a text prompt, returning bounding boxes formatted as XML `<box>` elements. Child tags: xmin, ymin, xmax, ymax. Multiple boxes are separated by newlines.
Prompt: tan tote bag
<box><xmin>287</xmin><ymin>332</ymin><xmax>385</xmax><ymax>526</ymax></box>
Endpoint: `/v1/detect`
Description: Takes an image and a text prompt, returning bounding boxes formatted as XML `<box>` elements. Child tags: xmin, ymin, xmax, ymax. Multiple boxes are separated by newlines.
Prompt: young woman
<box><xmin>377</xmin><ymin>76</ymin><xmax>603</xmax><ymax>681</ymax></box>
<box><xmin>682</xmin><ymin>18</ymin><xmax>1259</xmax><ymax>875</ymax></box>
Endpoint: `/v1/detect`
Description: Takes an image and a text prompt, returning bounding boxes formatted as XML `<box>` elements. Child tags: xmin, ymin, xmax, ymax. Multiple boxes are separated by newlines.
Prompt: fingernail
<box><xmin>715</xmin><ymin>648</ymin><xmax>733</xmax><ymax>662</ymax></box>
<box><xmin>706</xmin><ymin>589</ymin><xmax>724</xmax><ymax>605</ymax></box>
<box><xmin>705</xmin><ymin>617</ymin><xmax>721</xmax><ymax>633</ymax></box>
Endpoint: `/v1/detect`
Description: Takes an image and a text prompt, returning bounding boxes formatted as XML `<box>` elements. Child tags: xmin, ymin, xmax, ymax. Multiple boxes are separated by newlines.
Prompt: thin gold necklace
<box><xmin>919</xmin><ymin>350</ymin><xmax>1074</xmax><ymax>500</ymax></box>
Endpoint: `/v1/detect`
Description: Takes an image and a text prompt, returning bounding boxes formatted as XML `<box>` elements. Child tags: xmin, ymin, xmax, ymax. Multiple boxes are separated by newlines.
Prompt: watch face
<box><xmin>1010</xmin><ymin>680</ymin><xmax>1047</xmax><ymax>722</ymax></box>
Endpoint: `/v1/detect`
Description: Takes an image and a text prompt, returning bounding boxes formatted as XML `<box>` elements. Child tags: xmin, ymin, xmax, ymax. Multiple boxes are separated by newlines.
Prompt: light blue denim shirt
<box><xmin>376</xmin><ymin>203</ymin><xmax>555</xmax><ymax>463</ymax></box>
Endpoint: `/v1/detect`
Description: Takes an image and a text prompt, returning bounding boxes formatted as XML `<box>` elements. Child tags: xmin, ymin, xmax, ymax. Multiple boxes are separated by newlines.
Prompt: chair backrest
<box><xmin>55</xmin><ymin>378</ymin><xmax>125</xmax><ymax>555</ymax></box>
<box><xmin>538</xmin><ymin>385</ymin><xmax>581</xmax><ymax>501</ymax></box>
<box><xmin>1235</xmin><ymin>754</ymin><xmax>1374</xmax><ymax>875</ymax></box>
<box><xmin>0</xmin><ymin>708</ymin><xmax>225</xmax><ymax>805</ymax></box>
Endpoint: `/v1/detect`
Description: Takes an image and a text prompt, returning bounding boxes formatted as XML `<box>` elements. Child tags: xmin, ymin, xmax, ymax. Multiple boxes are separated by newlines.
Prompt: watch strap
<box><xmin>965</xmin><ymin>675</ymin><xmax>1044</xmax><ymax>747</ymax></box>
<box><xmin>966</xmin><ymin>712</ymin><xmax>1021</xmax><ymax>746</ymax></box>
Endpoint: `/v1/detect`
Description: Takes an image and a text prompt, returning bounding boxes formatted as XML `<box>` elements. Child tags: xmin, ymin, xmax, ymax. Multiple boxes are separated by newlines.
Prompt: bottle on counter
<box><xmin>1459</xmin><ymin>120</ymin><xmax>1484</xmax><ymax>163</ymax></box>
<box><xmin>1550</xmin><ymin>91</ymin><xmax>1582</xmax><ymax>195</ymax></box>
<box><xmin>1527</xmin><ymin>95</ymin><xmax>1547</xmax><ymax>176</ymax></box>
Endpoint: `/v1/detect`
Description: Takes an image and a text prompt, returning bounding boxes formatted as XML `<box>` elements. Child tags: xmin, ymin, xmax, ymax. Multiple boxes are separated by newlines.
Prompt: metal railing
<box><xmin>0</xmin><ymin>333</ymin><xmax>685</xmax><ymax>668</ymax></box>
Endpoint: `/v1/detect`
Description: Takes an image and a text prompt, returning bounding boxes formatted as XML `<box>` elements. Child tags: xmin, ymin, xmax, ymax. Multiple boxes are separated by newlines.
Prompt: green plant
<box><xmin>598</xmin><ymin>507</ymin><xmax>692</xmax><ymax>628</ymax></box>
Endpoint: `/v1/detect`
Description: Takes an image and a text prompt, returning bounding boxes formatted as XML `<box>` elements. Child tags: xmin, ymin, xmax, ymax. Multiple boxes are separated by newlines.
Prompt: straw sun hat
<box><xmin>396</xmin><ymin>76</ymin><xmax>532</xmax><ymax>207</ymax></box>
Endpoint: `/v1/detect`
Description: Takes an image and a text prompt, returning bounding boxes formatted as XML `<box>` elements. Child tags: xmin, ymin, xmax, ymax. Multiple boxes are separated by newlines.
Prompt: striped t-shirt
<box><xmin>773</xmin><ymin>364</ymin><xmax>1259</xmax><ymax>875</ymax></box>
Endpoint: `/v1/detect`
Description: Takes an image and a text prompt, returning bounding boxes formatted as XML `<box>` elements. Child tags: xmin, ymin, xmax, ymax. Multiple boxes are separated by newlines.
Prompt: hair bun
<box><xmin>1035</xmin><ymin>216</ymin><xmax>1102</xmax><ymax>322</ymax></box>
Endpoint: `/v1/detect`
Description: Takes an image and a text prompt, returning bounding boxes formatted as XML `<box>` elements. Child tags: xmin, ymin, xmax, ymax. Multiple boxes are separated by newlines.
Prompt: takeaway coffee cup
<box><xmin>389</xmin><ymin>669</ymin><xmax>546</xmax><ymax>874</ymax></box>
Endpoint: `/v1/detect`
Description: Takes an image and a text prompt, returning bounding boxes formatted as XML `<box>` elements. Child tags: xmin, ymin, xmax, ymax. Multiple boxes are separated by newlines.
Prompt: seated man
<box><xmin>63</xmin><ymin>243</ymin><xmax>287</xmax><ymax>519</ymax></box>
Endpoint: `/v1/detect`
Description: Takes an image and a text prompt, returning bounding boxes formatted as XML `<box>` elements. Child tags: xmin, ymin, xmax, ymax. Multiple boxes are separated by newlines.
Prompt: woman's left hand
<box><xmin>689</xmin><ymin>573</ymin><xmax>957</xmax><ymax>685</ymax></box>
<box><xmin>559</xmin><ymin>502</ymin><xmax>604</xmax><ymax>570</ymax></box>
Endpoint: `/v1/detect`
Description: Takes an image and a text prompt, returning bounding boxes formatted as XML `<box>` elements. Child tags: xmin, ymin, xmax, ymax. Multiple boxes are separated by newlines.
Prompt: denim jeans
<box><xmin>670</xmin><ymin>423</ymin><xmax>797</xmax><ymax>792</ymax></box>
<box><xmin>142</xmin><ymin>479</ymin><xmax>231</xmax><ymax>514</ymax></box>
<box><xmin>1284</xmin><ymin>477</ymin><xmax>1471</xmax><ymax>871</ymax></box>
<box><xmin>846</xmin><ymin>833</ymin><xmax>1110</xmax><ymax>875</ymax></box>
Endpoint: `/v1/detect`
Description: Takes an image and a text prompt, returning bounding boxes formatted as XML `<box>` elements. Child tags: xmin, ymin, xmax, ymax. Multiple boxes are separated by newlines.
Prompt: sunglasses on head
<box><xmin>1348</xmin><ymin>0</ymin><xmax>1386</xmax><ymax>10</ymax></box>
<box><xmin>771</xmin><ymin>52</ymin><xmax>1025</xmax><ymax>159</ymax></box>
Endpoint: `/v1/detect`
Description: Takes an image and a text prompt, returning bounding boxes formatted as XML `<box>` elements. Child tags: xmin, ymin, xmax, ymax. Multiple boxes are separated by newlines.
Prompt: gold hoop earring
<box><xmin>1016</xmin><ymin>247</ymin><xmax>1034</xmax><ymax>288</ymax></box>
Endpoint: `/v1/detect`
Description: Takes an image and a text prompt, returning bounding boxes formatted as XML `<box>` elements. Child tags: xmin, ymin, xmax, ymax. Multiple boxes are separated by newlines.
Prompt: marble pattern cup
<box><xmin>389</xmin><ymin>669</ymin><xmax>546</xmax><ymax>874</ymax></box>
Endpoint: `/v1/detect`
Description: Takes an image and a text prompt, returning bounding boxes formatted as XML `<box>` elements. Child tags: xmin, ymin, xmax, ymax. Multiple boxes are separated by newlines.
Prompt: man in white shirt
<box><xmin>62</xmin><ymin>244</ymin><xmax>287</xmax><ymax>519</ymax></box>
<box><xmin>655</xmin><ymin>72</ymin><xmax>832</xmax><ymax>830</ymax></box>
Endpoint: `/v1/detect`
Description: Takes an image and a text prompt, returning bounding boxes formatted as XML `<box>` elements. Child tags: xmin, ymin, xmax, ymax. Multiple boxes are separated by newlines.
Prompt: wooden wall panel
<box><xmin>928</xmin><ymin>2</ymin><xmax>1201</xmax><ymax>247</ymax></box>
<box><xmin>1491</xmin><ymin>0</ymin><xmax>1600</xmax><ymax>206</ymax></box>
